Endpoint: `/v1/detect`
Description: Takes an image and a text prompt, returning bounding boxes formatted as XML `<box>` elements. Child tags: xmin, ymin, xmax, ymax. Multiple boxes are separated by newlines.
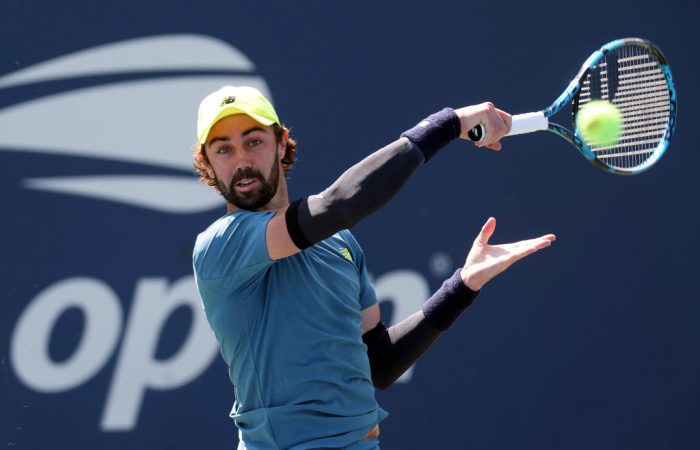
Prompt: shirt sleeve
<box><xmin>341</xmin><ymin>230</ymin><xmax>378</xmax><ymax>310</ymax></box>
<box><xmin>193</xmin><ymin>211</ymin><xmax>275</xmax><ymax>292</ymax></box>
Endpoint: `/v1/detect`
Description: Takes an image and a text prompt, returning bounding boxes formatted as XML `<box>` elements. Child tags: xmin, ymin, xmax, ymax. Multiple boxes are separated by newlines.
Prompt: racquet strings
<box><xmin>576</xmin><ymin>43</ymin><xmax>672</xmax><ymax>170</ymax></box>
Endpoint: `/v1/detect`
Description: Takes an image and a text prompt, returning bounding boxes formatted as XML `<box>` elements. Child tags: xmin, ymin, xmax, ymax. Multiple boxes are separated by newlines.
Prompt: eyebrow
<box><xmin>242</xmin><ymin>126</ymin><xmax>266</xmax><ymax>136</ymax></box>
<box><xmin>207</xmin><ymin>126</ymin><xmax>267</xmax><ymax>147</ymax></box>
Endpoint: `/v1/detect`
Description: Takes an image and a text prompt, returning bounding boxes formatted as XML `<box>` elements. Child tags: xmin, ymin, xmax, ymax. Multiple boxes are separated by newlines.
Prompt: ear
<box><xmin>277</xmin><ymin>128</ymin><xmax>289</xmax><ymax>160</ymax></box>
<box><xmin>205</xmin><ymin>163</ymin><xmax>215</xmax><ymax>179</ymax></box>
<box><xmin>197</xmin><ymin>146</ymin><xmax>216</xmax><ymax>179</ymax></box>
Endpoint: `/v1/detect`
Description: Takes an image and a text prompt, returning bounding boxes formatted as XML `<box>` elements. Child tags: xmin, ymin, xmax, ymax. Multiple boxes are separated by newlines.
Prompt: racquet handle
<box><xmin>467</xmin><ymin>112</ymin><xmax>549</xmax><ymax>141</ymax></box>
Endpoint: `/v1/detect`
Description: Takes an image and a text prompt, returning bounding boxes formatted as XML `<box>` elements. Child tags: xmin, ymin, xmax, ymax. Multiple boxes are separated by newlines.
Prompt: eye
<box><xmin>215</xmin><ymin>146</ymin><xmax>231</xmax><ymax>154</ymax></box>
<box><xmin>248</xmin><ymin>138</ymin><xmax>262</xmax><ymax>147</ymax></box>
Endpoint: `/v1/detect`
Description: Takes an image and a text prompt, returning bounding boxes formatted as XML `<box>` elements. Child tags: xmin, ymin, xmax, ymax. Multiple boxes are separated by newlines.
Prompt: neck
<box><xmin>225</xmin><ymin>197</ymin><xmax>290</xmax><ymax>214</ymax></box>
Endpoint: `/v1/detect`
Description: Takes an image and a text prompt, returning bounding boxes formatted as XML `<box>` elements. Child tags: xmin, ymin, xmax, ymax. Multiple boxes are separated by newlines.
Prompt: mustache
<box><xmin>230</xmin><ymin>168</ymin><xmax>265</xmax><ymax>185</ymax></box>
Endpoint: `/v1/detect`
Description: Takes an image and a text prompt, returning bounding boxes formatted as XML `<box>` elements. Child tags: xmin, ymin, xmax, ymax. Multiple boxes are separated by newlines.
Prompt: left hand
<box><xmin>460</xmin><ymin>217</ymin><xmax>556</xmax><ymax>291</ymax></box>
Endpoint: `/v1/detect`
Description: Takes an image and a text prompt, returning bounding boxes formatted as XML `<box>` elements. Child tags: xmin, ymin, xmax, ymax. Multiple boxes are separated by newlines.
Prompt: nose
<box><xmin>234</xmin><ymin>149</ymin><xmax>254</xmax><ymax>172</ymax></box>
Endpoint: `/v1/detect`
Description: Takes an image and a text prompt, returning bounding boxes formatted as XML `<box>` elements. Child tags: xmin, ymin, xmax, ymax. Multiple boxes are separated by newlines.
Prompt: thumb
<box><xmin>477</xmin><ymin>217</ymin><xmax>496</xmax><ymax>246</ymax></box>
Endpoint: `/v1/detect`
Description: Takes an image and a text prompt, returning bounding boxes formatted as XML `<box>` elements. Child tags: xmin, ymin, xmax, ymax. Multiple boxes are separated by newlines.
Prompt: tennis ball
<box><xmin>576</xmin><ymin>100</ymin><xmax>623</xmax><ymax>147</ymax></box>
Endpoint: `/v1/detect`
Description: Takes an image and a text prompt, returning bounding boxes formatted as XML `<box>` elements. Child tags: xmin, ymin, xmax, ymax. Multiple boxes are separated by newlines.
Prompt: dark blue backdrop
<box><xmin>1</xmin><ymin>1</ymin><xmax>698</xmax><ymax>449</ymax></box>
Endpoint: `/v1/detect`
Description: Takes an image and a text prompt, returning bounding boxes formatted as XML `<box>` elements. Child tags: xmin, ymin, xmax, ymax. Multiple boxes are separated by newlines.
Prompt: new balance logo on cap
<box><xmin>221</xmin><ymin>96</ymin><xmax>236</xmax><ymax>106</ymax></box>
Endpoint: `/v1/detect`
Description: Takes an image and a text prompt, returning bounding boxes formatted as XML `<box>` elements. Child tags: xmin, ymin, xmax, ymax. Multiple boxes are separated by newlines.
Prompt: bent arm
<box><xmin>362</xmin><ymin>270</ymin><xmax>478</xmax><ymax>389</ymax></box>
<box><xmin>361</xmin><ymin>217</ymin><xmax>555</xmax><ymax>389</ymax></box>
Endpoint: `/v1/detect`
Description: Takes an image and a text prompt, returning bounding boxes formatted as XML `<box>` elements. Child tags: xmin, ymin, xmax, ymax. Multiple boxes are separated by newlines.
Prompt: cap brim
<box><xmin>199</xmin><ymin>106</ymin><xmax>278</xmax><ymax>144</ymax></box>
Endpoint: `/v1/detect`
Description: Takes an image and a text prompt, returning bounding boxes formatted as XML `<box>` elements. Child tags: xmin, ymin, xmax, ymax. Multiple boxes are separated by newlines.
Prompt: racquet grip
<box><xmin>467</xmin><ymin>112</ymin><xmax>548</xmax><ymax>141</ymax></box>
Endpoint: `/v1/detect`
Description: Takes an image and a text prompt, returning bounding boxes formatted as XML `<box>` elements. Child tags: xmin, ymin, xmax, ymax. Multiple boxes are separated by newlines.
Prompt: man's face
<box><xmin>204</xmin><ymin>114</ymin><xmax>284</xmax><ymax>210</ymax></box>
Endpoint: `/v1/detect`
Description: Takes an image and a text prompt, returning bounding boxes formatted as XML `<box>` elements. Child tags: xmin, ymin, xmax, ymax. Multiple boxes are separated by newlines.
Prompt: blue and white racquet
<box><xmin>469</xmin><ymin>38</ymin><xmax>676</xmax><ymax>175</ymax></box>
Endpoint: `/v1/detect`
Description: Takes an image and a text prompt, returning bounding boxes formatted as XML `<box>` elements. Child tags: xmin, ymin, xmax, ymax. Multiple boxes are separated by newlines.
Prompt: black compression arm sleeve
<box><xmin>363</xmin><ymin>269</ymin><xmax>479</xmax><ymax>389</ymax></box>
<box><xmin>363</xmin><ymin>314</ymin><xmax>442</xmax><ymax>389</ymax></box>
<box><xmin>297</xmin><ymin>137</ymin><xmax>424</xmax><ymax>245</ymax></box>
<box><xmin>285</xmin><ymin>108</ymin><xmax>461</xmax><ymax>248</ymax></box>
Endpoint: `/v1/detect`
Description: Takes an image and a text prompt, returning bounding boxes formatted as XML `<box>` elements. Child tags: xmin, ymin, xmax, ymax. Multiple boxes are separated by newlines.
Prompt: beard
<box><xmin>218</xmin><ymin>159</ymin><xmax>280</xmax><ymax>211</ymax></box>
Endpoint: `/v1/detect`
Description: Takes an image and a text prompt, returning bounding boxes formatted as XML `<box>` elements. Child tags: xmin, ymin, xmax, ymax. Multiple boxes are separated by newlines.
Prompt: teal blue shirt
<box><xmin>193</xmin><ymin>211</ymin><xmax>387</xmax><ymax>450</ymax></box>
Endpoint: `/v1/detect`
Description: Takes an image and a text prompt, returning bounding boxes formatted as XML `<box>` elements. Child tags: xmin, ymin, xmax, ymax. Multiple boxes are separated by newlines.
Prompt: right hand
<box><xmin>454</xmin><ymin>102</ymin><xmax>512</xmax><ymax>151</ymax></box>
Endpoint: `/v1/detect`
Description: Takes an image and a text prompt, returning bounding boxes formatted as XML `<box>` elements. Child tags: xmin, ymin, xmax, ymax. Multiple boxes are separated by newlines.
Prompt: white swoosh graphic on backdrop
<box><xmin>0</xmin><ymin>76</ymin><xmax>270</xmax><ymax>170</ymax></box>
<box><xmin>0</xmin><ymin>34</ymin><xmax>254</xmax><ymax>89</ymax></box>
<box><xmin>23</xmin><ymin>175</ymin><xmax>223</xmax><ymax>213</ymax></box>
<box><xmin>0</xmin><ymin>34</ymin><xmax>274</xmax><ymax>213</ymax></box>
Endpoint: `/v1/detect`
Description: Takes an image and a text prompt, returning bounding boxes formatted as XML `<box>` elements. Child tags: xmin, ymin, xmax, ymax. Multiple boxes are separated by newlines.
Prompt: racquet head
<box><xmin>564</xmin><ymin>38</ymin><xmax>676</xmax><ymax>174</ymax></box>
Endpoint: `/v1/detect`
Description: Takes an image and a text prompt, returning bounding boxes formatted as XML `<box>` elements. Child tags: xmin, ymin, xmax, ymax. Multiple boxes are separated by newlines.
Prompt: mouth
<box><xmin>234</xmin><ymin>178</ymin><xmax>259</xmax><ymax>192</ymax></box>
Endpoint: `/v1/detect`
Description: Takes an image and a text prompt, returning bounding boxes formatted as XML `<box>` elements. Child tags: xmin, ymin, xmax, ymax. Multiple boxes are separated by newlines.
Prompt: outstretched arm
<box><xmin>363</xmin><ymin>217</ymin><xmax>555</xmax><ymax>389</ymax></box>
<box><xmin>266</xmin><ymin>103</ymin><xmax>512</xmax><ymax>260</ymax></box>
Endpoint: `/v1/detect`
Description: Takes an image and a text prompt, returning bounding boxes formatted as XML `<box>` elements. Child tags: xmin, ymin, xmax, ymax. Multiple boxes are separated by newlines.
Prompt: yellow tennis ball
<box><xmin>576</xmin><ymin>100</ymin><xmax>623</xmax><ymax>147</ymax></box>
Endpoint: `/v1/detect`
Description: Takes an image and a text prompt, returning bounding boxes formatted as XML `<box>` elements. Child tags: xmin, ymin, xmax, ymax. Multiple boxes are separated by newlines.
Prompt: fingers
<box><xmin>463</xmin><ymin>226</ymin><xmax>555</xmax><ymax>291</ymax></box>
<box><xmin>477</xmin><ymin>217</ymin><xmax>497</xmax><ymax>246</ymax></box>
<box><xmin>485</xmin><ymin>141</ymin><xmax>502</xmax><ymax>151</ymax></box>
<box><xmin>496</xmin><ymin>108</ymin><xmax>512</xmax><ymax>134</ymax></box>
<box><xmin>505</xmin><ymin>234</ymin><xmax>556</xmax><ymax>263</ymax></box>
<box><xmin>513</xmin><ymin>234</ymin><xmax>557</xmax><ymax>250</ymax></box>
<box><xmin>455</xmin><ymin>102</ymin><xmax>512</xmax><ymax>149</ymax></box>
<box><xmin>475</xmin><ymin>103</ymin><xmax>511</xmax><ymax>149</ymax></box>
<box><xmin>531</xmin><ymin>234</ymin><xmax>557</xmax><ymax>251</ymax></box>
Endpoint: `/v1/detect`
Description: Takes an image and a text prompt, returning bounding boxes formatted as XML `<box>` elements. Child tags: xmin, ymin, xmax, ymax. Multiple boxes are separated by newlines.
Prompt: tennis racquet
<box><xmin>469</xmin><ymin>37</ymin><xmax>676</xmax><ymax>175</ymax></box>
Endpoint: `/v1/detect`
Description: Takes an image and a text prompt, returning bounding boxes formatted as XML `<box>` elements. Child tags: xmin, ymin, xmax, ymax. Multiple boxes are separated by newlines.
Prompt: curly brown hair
<box><xmin>192</xmin><ymin>123</ymin><xmax>298</xmax><ymax>193</ymax></box>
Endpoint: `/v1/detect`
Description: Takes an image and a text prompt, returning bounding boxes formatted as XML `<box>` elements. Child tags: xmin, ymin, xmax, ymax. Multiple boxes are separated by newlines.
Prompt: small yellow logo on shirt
<box><xmin>339</xmin><ymin>247</ymin><xmax>353</xmax><ymax>262</ymax></box>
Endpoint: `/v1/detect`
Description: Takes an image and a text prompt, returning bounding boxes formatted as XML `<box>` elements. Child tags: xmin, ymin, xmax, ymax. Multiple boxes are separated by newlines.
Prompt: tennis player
<box><xmin>192</xmin><ymin>86</ymin><xmax>555</xmax><ymax>450</ymax></box>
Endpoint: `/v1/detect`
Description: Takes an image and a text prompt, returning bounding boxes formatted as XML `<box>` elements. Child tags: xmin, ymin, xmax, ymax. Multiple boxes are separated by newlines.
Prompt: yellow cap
<box><xmin>197</xmin><ymin>86</ymin><xmax>280</xmax><ymax>144</ymax></box>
